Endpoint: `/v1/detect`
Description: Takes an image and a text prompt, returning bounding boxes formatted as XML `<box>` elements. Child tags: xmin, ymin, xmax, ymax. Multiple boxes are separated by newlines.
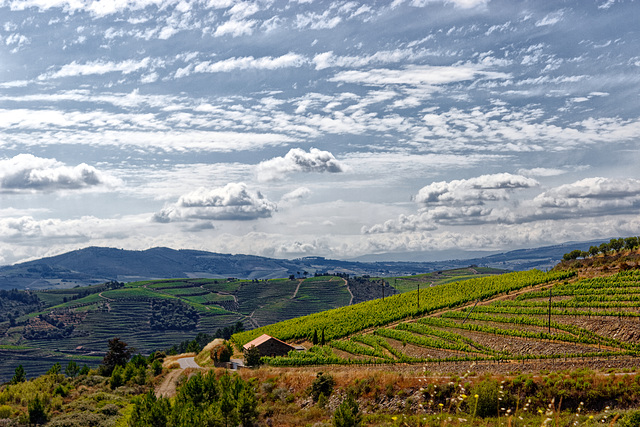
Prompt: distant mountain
<box><xmin>0</xmin><ymin>241</ymin><xmax>603</xmax><ymax>290</ymax></box>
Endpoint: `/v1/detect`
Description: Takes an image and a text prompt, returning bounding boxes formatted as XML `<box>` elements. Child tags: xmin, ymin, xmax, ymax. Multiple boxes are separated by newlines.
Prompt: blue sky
<box><xmin>0</xmin><ymin>0</ymin><xmax>639</xmax><ymax>265</ymax></box>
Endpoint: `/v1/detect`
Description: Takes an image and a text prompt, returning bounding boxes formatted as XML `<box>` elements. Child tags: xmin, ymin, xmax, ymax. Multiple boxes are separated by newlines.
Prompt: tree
<box><xmin>312</xmin><ymin>329</ymin><xmax>319</xmax><ymax>345</ymax></box>
<box><xmin>10</xmin><ymin>365</ymin><xmax>25</xmax><ymax>384</ymax></box>
<box><xmin>321</xmin><ymin>328</ymin><xmax>326</xmax><ymax>346</ymax></box>
<box><xmin>47</xmin><ymin>362</ymin><xmax>61</xmax><ymax>376</ymax></box>
<box><xmin>624</xmin><ymin>237</ymin><xmax>639</xmax><ymax>251</ymax></box>
<box><xmin>589</xmin><ymin>245</ymin><xmax>600</xmax><ymax>257</ymax></box>
<box><xmin>28</xmin><ymin>396</ymin><xmax>48</xmax><ymax>425</ymax></box>
<box><xmin>110</xmin><ymin>365</ymin><xmax>124</xmax><ymax>389</ymax></box>
<box><xmin>245</xmin><ymin>345</ymin><xmax>262</xmax><ymax>367</ymax></box>
<box><xmin>237</xmin><ymin>387</ymin><xmax>259</xmax><ymax>427</ymax></box>
<box><xmin>610</xmin><ymin>238</ymin><xmax>624</xmax><ymax>253</ymax></box>
<box><xmin>333</xmin><ymin>394</ymin><xmax>362</xmax><ymax>427</ymax></box>
<box><xmin>101</xmin><ymin>337</ymin><xmax>133</xmax><ymax>376</ymax></box>
<box><xmin>65</xmin><ymin>361</ymin><xmax>79</xmax><ymax>378</ymax></box>
<box><xmin>212</xmin><ymin>342</ymin><xmax>232</xmax><ymax>364</ymax></box>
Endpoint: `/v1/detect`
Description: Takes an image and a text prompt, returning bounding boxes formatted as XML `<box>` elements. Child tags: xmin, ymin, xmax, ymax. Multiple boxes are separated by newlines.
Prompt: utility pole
<box><xmin>548</xmin><ymin>287</ymin><xmax>552</xmax><ymax>334</ymax></box>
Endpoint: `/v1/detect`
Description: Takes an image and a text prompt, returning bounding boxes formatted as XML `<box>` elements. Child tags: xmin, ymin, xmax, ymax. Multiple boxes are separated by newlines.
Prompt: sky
<box><xmin>0</xmin><ymin>0</ymin><xmax>639</xmax><ymax>266</ymax></box>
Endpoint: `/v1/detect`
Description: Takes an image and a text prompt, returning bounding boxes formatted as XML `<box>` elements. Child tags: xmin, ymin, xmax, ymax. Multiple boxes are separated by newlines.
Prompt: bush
<box><xmin>28</xmin><ymin>395</ymin><xmax>48</xmax><ymax>425</ymax></box>
<box><xmin>472</xmin><ymin>378</ymin><xmax>499</xmax><ymax>418</ymax></box>
<box><xmin>620</xmin><ymin>409</ymin><xmax>640</xmax><ymax>427</ymax></box>
<box><xmin>333</xmin><ymin>395</ymin><xmax>361</xmax><ymax>427</ymax></box>
<box><xmin>310</xmin><ymin>372</ymin><xmax>335</xmax><ymax>402</ymax></box>
<box><xmin>0</xmin><ymin>404</ymin><xmax>13</xmax><ymax>418</ymax></box>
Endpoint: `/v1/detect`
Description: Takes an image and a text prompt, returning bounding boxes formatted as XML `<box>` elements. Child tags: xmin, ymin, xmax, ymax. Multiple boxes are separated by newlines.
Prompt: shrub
<box><xmin>472</xmin><ymin>379</ymin><xmax>499</xmax><ymax>418</ymax></box>
<box><xmin>28</xmin><ymin>395</ymin><xmax>48</xmax><ymax>425</ymax></box>
<box><xmin>309</xmin><ymin>372</ymin><xmax>335</xmax><ymax>402</ymax></box>
<box><xmin>0</xmin><ymin>404</ymin><xmax>13</xmax><ymax>418</ymax></box>
<box><xmin>333</xmin><ymin>395</ymin><xmax>362</xmax><ymax>427</ymax></box>
<box><xmin>619</xmin><ymin>409</ymin><xmax>640</xmax><ymax>427</ymax></box>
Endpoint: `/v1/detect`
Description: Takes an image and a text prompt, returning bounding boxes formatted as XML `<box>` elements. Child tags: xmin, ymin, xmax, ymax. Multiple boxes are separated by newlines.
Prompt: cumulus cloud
<box><xmin>0</xmin><ymin>154</ymin><xmax>121</xmax><ymax>193</ymax></box>
<box><xmin>153</xmin><ymin>182</ymin><xmax>277</xmax><ymax>222</ymax></box>
<box><xmin>256</xmin><ymin>148</ymin><xmax>346</xmax><ymax>181</ymax></box>
<box><xmin>529</xmin><ymin>177</ymin><xmax>640</xmax><ymax>218</ymax></box>
<box><xmin>280</xmin><ymin>187</ymin><xmax>311</xmax><ymax>203</ymax></box>
<box><xmin>415</xmin><ymin>173</ymin><xmax>539</xmax><ymax>205</ymax></box>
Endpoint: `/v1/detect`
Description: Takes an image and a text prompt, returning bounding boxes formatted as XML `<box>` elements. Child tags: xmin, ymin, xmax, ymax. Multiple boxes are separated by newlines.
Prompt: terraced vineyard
<box><xmin>1</xmin><ymin>273</ymin><xmax>394</xmax><ymax>380</ymax></box>
<box><xmin>239</xmin><ymin>268</ymin><xmax>640</xmax><ymax>367</ymax></box>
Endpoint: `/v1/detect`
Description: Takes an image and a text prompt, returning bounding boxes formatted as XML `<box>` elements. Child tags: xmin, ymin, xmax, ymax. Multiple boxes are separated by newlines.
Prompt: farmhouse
<box><xmin>242</xmin><ymin>334</ymin><xmax>300</xmax><ymax>357</ymax></box>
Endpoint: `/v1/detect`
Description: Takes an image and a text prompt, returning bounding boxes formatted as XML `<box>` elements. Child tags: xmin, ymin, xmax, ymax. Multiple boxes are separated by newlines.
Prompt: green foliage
<box><xmin>620</xmin><ymin>409</ymin><xmax>640</xmax><ymax>427</ymax></box>
<box><xmin>128</xmin><ymin>371</ymin><xmax>258</xmax><ymax>427</ymax></box>
<box><xmin>10</xmin><ymin>365</ymin><xmax>26</xmax><ymax>384</ymax></box>
<box><xmin>150</xmin><ymin>299</ymin><xmax>199</xmax><ymax>331</ymax></box>
<box><xmin>79</xmin><ymin>364</ymin><xmax>90</xmax><ymax>376</ymax></box>
<box><xmin>65</xmin><ymin>361</ymin><xmax>79</xmax><ymax>378</ymax></box>
<box><xmin>28</xmin><ymin>395</ymin><xmax>48</xmax><ymax>425</ymax></box>
<box><xmin>233</xmin><ymin>270</ymin><xmax>575</xmax><ymax>346</ymax></box>
<box><xmin>101</xmin><ymin>337</ymin><xmax>133</xmax><ymax>376</ymax></box>
<box><xmin>110</xmin><ymin>365</ymin><xmax>124</xmax><ymax>390</ymax></box>
<box><xmin>211</xmin><ymin>341</ymin><xmax>233</xmax><ymax>364</ymax></box>
<box><xmin>310</xmin><ymin>372</ymin><xmax>335</xmax><ymax>402</ymax></box>
<box><xmin>47</xmin><ymin>362</ymin><xmax>62</xmax><ymax>375</ymax></box>
<box><xmin>245</xmin><ymin>345</ymin><xmax>262</xmax><ymax>367</ymax></box>
<box><xmin>333</xmin><ymin>395</ymin><xmax>362</xmax><ymax>427</ymax></box>
<box><xmin>237</xmin><ymin>387</ymin><xmax>259</xmax><ymax>427</ymax></box>
<box><xmin>472</xmin><ymin>378</ymin><xmax>499</xmax><ymax>418</ymax></box>
<box><xmin>129</xmin><ymin>391</ymin><xmax>171</xmax><ymax>427</ymax></box>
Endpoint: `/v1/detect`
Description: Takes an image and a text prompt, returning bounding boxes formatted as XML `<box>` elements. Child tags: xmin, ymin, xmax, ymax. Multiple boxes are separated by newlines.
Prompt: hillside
<box><xmin>232</xmin><ymin>249</ymin><xmax>640</xmax><ymax>371</ymax></box>
<box><xmin>0</xmin><ymin>241</ymin><xmax>603</xmax><ymax>290</ymax></box>
<box><xmin>0</xmin><ymin>267</ymin><xmax>504</xmax><ymax>382</ymax></box>
<box><xmin>3</xmin><ymin>249</ymin><xmax>640</xmax><ymax>426</ymax></box>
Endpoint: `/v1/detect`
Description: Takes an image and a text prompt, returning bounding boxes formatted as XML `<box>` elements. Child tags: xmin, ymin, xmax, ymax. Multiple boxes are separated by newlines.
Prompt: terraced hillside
<box><xmin>5</xmin><ymin>271</ymin><xmax>453</xmax><ymax>381</ymax></box>
<box><xmin>233</xmin><ymin>266</ymin><xmax>640</xmax><ymax>369</ymax></box>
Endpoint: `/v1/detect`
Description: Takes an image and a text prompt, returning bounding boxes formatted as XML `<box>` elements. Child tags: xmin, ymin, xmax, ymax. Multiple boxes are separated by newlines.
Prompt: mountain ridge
<box><xmin>0</xmin><ymin>240</ymin><xmax>604</xmax><ymax>290</ymax></box>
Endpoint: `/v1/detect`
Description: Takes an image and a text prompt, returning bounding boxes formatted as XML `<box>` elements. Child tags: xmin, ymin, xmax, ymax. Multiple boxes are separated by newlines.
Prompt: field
<box><xmin>1</xmin><ymin>273</ymin><xmax>427</xmax><ymax>382</ymax></box>
<box><xmin>233</xmin><ymin>260</ymin><xmax>640</xmax><ymax>373</ymax></box>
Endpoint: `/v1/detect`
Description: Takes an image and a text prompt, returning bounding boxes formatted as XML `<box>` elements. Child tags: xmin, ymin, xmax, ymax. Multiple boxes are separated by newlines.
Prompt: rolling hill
<box><xmin>0</xmin><ymin>240</ymin><xmax>603</xmax><ymax>290</ymax></box>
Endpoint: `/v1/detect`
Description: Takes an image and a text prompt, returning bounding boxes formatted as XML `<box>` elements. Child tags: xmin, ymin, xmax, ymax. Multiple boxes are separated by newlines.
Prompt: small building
<box><xmin>243</xmin><ymin>334</ymin><xmax>296</xmax><ymax>357</ymax></box>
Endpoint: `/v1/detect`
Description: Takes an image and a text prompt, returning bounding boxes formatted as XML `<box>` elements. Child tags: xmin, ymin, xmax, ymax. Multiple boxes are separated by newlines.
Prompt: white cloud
<box><xmin>531</xmin><ymin>177</ymin><xmax>640</xmax><ymax>214</ymax></box>
<box><xmin>38</xmin><ymin>58</ymin><xmax>151</xmax><ymax>80</ymax></box>
<box><xmin>0</xmin><ymin>154</ymin><xmax>121</xmax><ymax>193</ymax></box>
<box><xmin>535</xmin><ymin>10</ymin><xmax>565</xmax><ymax>27</ymax></box>
<box><xmin>256</xmin><ymin>147</ymin><xmax>346</xmax><ymax>181</ymax></box>
<box><xmin>190</xmin><ymin>52</ymin><xmax>306</xmax><ymax>73</ymax></box>
<box><xmin>313</xmin><ymin>49</ymin><xmax>427</xmax><ymax>70</ymax></box>
<box><xmin>296</xmin><ymin>10</ymin><xmax>342</xmax><ymax>29</ymax></box>
<box><xmin>214</xmin><ymin>19</ymin><xmax>258</xmax><ymax>37</ymax></box>
<box><xmin>329</xmin><ymin>64</ymin><xmax>510</xmax><ymax>86</ymax></box>
<box><xmin>415</xmin><ymin>173</ymin><xmax>539</xmax><ymax>205</ymax></box>
<box><xmin>153</xmin><ymin>182</ymin><xmax>277</xmax><ymax>222</ymax></box>
<box><xmin>280</xmin><ymin>187</ymin><xmax>311</xmax><ymax>203</ymax></box>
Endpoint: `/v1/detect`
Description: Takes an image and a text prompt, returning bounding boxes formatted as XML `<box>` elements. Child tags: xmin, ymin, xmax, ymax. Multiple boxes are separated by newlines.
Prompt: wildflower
<box><xmin>461</xmin><ymin>394</ymin><xmax>467</xmax><ymax>399</ymax></box>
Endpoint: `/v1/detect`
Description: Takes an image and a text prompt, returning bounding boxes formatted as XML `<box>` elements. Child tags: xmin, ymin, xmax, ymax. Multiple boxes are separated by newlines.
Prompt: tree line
<box><xmin>562</xmin><ymin>237</ymin><xmax>640</xmax><ymax>261</ymax></box>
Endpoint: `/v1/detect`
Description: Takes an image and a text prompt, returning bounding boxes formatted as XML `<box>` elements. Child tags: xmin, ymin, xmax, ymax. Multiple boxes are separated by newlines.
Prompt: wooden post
<box><xmin>548</xmin><ymin>287</ymin><xmax>552</xmax><ymax>334</ymax></box>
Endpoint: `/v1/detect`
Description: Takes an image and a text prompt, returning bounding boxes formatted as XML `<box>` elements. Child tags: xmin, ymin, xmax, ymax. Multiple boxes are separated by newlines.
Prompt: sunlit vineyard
<box><xmin>246</xmin><ymin>269</ymin><xmax>640</xmax><ymax>367</ymax></box>
<box><xmin>232</xmin><ymin>269</ymin><xmax>574</xmax><ymax>346</ymax></box>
